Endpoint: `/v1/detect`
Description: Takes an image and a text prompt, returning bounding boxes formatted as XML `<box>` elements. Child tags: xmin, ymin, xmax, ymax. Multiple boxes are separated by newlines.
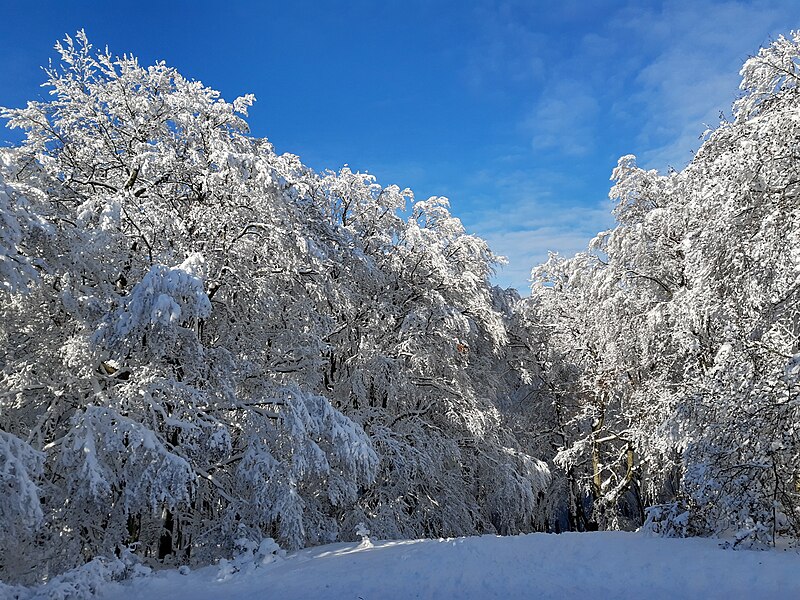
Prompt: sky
<box><xmin>1</xmin><ymin>0</ymin><xmax>799</xmax><ymax>290</ymax></box>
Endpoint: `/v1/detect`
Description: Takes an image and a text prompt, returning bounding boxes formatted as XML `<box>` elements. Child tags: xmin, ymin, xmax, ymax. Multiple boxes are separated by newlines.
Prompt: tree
<box><xmin>0</xmin><ymin>32</ymin><xmax>549</xmax><ymax>584</ymax></box>
<box><xmin>527</xmin><ymin>32</ymin><xmax>800</xmax><ymax>544</ymax></box>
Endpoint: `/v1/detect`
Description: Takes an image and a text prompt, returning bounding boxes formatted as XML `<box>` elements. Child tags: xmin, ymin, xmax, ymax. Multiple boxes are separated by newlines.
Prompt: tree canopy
<box><xmin>1</xmin><ymin>29</ymin><xmax>799</xmax><ymax>588</ymax></box>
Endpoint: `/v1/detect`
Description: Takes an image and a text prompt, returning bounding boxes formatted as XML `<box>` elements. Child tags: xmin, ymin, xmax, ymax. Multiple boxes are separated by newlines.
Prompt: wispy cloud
<box><xmin>462</xmin><ymin>3</ymin><xmax>548</xmax><ymax>93</ymax></box>
<box><xmin>612</xmin><ymin>0</ymin><xmax>795</xmax><ymax>170</ymax></box>
<box><xmin>453</xmin><ymin>0</ymin><xmax>800</xmax><ymax>292</ymax></box>
<box><xmin>457</xmin><ymin>167</ymin><xmax>614</xmax><ymax>290</ymax></box>
<box><xmin>480</xmin><ymin>203</ymin><xmax>614</xmax><ymax>290</ymax></box>
<box><xmin>526</xmin><ymin>80</ymin><xmax>600</xmax><ymax>157</ymax></box>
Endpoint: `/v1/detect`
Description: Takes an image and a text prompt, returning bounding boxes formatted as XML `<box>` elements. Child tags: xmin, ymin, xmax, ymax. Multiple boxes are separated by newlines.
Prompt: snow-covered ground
<box><xmin>93</xmin><ymin>531</ymin><xmax>799</xmax><ymax>600</ymax></box>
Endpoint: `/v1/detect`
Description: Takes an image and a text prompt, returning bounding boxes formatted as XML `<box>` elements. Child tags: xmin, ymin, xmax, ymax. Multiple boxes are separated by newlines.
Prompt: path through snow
<box><xmin>102</xmin><ymin>531</ymin><xmax>799</xmax><ymax>599</ymax></box>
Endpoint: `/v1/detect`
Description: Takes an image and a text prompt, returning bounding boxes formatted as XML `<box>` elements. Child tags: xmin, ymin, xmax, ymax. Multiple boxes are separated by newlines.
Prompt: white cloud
<box><xmin>375</xmin><ymin>0</ymin><xmax>800</xmax><ymax>292</ymax></box>
<box><xmin>469</xmin><ymin>0</ymin><xmax>800</xmax><ymax>170</ymax></box>
<box><xmin>458</xmin><ymin>168</ymin><xmax>615</xmax><ymax>291</ymax></box>
<box><xmin>527</xmin><ymin>80</ymin><xmax>600</xmax><ymax>157</ymax></box>
<box><xmin>609</xmin><ymin>0</ymin><xmax>799</xmax><ymax>170</ymax></box>
<box><xmin>455</xmin><ymin>0</ymin><xmax>800</xmax><ymax>295</ymax></box>
<box><xmin>484</xmin><ymin>209</ymin><xmax>614</xmax><ymax>290</ymax></box>
<box><xmin>462</xmin><ymin>3</ymin><xmax>548</xmax><ymax>92</ymax></box>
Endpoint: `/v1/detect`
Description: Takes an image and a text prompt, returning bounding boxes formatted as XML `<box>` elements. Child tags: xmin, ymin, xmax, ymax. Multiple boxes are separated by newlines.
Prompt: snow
<box><xmin>98</xmin><ymin>532</ymin><xmax>800</xmax><ymax>600</ymax></box>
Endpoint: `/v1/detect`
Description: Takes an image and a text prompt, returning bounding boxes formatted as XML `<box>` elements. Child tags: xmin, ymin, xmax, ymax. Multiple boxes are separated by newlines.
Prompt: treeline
<box><xmin>0</xmin><ymin>31</ymin><xmax>798</xmax><ymax>586</ymax></box>
<box><xmin>522</xmin><ymin>33</ymin><xmax>800</xmax><ymax>541</ymax></box>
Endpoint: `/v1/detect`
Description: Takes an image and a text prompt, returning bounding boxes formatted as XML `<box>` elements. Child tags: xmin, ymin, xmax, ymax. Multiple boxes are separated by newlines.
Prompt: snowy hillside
<box><xmin>83</xmin><ymin>532</ymin><xmax>800</xmax><ymax>600</ymax></box>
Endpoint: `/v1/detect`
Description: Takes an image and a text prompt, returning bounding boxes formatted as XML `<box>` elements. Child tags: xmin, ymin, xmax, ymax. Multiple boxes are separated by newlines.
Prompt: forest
<box><xmin>0</xmin><ymin>31</ymin><xmax>798</xmax><ymax>586</ymax></box>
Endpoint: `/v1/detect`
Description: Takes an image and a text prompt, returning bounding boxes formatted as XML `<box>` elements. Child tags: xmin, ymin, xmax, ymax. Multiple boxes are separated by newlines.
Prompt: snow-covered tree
<box><xmin>0</xmin><ymin>32</ymin><xmax>549</xmax><ymax>584</ymax></box>
<box><xmin>527</xmin><ymin>32</ymin><xmax>800</xmax><ymax>544</ymax></box>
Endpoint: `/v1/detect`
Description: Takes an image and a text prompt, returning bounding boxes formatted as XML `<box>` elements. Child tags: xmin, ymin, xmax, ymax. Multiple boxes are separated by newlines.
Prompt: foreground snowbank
<box><xmin>93</xmin><ymin>531</ymin><xmax>799</xmax><ymax>600</ymax></box>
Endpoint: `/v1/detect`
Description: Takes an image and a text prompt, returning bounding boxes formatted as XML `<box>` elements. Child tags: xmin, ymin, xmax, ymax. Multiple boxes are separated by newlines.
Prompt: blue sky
<box><xmin>1</xmin><ymin>1</ymin><xmax>798</xmax><ymax>290</ymax></box>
